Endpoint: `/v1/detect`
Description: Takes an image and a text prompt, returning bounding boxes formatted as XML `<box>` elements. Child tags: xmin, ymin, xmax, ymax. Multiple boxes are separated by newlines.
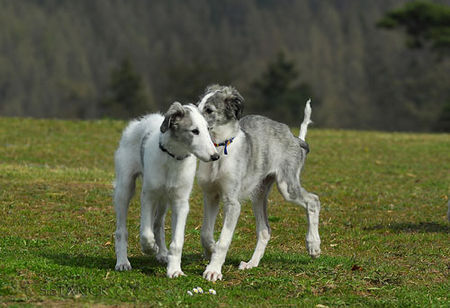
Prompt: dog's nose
<box><xmin>210</xmin><ymin>153</ymin><xmax>220</xmax><ymax>161</ymax></box>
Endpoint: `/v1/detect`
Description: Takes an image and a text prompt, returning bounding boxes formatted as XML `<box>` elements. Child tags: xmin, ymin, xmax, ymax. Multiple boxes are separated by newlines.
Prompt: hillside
<box><xmin>0</xmin><ymin>0</ymin><xmax>449</xmax><ymax>131</ymax></box>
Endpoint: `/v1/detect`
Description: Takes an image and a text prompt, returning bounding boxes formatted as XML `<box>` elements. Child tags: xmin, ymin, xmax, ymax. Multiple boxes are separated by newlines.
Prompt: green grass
<box><xmin>0</xmin><ymin>117</ymin><xmax>449</xmax><ymax>307</ymax></box>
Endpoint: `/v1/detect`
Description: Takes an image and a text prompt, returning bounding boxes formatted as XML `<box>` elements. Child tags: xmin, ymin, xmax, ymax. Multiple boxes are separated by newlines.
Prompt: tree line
<box><xmin>0</xmin><ymin>0</ymin><xmax>449</xmax><ymax>131</ymax></box>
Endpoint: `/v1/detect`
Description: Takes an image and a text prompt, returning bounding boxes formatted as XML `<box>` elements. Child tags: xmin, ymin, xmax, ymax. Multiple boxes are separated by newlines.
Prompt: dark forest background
<box><xmin>0</xmin><ymin>0</ymin><xmax>449</xmax><ymax>131</ymax></box>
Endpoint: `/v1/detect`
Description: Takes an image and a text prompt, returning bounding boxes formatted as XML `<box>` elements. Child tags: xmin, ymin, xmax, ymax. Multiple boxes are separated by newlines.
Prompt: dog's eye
<box><xmin>191</xmin><ymin>128</ymin><xmax>199</xmax><ymax>135</ymax></box>
<box><xmin>205</xmin><ymin>108</ymin><xmax>213</xmax><ymax>114</ymax></box>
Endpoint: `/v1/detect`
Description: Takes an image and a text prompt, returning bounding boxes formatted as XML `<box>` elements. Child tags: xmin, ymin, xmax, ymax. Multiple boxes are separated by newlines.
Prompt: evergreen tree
<box><xmin>378</xmin><ymin>1</ymin><xmax>450</xmax><ymax>131</ymax></box>
<box><xmin>252</xmin><ymin>52</ymin><xmax>314</xmax><ymax>125</ymax></box>
<box><xmin>377</xmin><ymin>1</ymin><xmax>450</xmax><ymax>53</ymax></box>
<box><xmin>435</xmin><ymin>101</ymin><xmax>450</xmax><ymax>132</ymax></box>
<box><xmin>100</xmin><ymin>58</ymin><xmax>150</xmax><ymax>119</ymax></box>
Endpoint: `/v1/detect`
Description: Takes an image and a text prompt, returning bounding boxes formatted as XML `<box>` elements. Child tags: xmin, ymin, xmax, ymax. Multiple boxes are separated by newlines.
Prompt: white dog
<box><xmin>196</xmin><ymin>85</ymin><xmax>321</xmax><ymax>281</ymax></box>
<box><xmin>113</xmin><ymin>102</ymin><xmax>219</xmax><ymax>278</ymax></box>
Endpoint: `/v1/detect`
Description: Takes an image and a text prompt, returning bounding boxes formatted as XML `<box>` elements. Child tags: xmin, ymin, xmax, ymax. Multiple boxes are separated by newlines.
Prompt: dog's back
<box><xmin>115</xmin><ymin>114</ymin><xmax>164</xmax><ymax>176</ymax></box>
<box><xmin>239</xmin><ymin>115</ymin><xmax>309</xmax><ymax>176</ymax></box>
<box><xmin>119</xmin><ymin>114</ymin><xmax>163</xmax><ymax>153</ymax></box>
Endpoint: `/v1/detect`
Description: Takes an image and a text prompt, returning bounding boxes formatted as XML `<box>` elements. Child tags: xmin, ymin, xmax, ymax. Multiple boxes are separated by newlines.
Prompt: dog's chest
<box><xmin>197</xmin><ymin>160</ymin><xmax>220</xmax><ymax>184</ymax></box>
<box><xmin>146</xmin><ymin>158</ymin><xmax>196</xmax><ymax>192</ymax></box>
<box><xmin>197</xmin><ymin>156</ymin><xmax>237</xmax><ymax>188</ymax></box>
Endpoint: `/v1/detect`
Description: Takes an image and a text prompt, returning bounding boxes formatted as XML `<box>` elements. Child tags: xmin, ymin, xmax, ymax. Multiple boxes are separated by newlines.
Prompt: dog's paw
<box><xmin>156</xmin><ymin>253</ymin><xmax>168</xmax><ymax>264</ymax></box>
<box><xmin>203</xmin><ymin>269</ymin><xmax>222</xmax><ymax>282</ymax></box>
<box><xmin>115</xmin><ymin>260</ymin><xmax>132</xmax><ymax>271</ymax></box>
<box><xmin>238</xmin><ymin>261</ymin><xmax>257</xmax><ymax>270</ymax></box>
<box><xmin>306</xmin><ymin>240</ymin><xmax>321</xmax><ymax>259</ymax></box>
<box><xmin>141</xmin><ymin>234</ymin><xmax>159</xmax><ymax>255</ymax></box>
<box><xmin>167</xmin><ymin>269</ymin><xmax>186</xmax><ymax>278</ymax></box>
<box><xmin>141</xmin><ymin>243</ymin><xmax>159</xmax><ymax>256</ymax></box>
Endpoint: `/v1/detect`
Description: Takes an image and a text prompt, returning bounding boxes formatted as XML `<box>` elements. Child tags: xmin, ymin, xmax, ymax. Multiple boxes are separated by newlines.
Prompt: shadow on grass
<box><xmin>37</xmin><ymin>251</ymin><xmax>206</xmax><ymax>275</ymax></box>
<box><xmin>226</xmin><ymin>252</ymin><xmax>344</xmax><ymax>268</ymax></box>
<box><xmin>365</xmin><ymin>222</ymin><xmax>449</xmax><ymax>233</ymax></box>
<box><xmin>38</xmin><ymin>252</ymin><xmax>121</xmax><ymax>270</ymax></box>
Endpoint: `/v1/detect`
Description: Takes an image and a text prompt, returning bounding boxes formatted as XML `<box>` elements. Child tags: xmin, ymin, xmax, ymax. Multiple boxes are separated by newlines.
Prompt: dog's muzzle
<box><xmin>210</xmin><ymin>153</ymin><xmax>220</xmax><ymax>161</ymax></box>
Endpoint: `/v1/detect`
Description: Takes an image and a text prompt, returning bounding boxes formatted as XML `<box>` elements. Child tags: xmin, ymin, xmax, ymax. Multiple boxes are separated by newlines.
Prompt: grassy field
<box><xmin>0</xmin><ymin>117</ymin><xmax>449</xmax><ymax>307</ymax></box>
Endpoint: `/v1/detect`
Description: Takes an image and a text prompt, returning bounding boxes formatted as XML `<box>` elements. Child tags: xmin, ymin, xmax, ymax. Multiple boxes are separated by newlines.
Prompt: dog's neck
<box><xmin>159</xmin><ymin>132</ymin><xmax>190</xmax><ymax>160</ymax></box>
<box><xmin>210</xmin><ymin>121</ymin><xmax>240</xmax><ymax>144</ymax></box>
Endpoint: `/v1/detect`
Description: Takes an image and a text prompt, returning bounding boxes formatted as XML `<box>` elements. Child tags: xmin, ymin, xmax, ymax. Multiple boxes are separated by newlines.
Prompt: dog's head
<box><xmin>160</xmin><ymin>102</ymin><xmax>219</xmax><ymax>162</ymax></box>
<box><xmin>196</xmin><ymin>85</ymin><xmax>244</xmax><ymax>130</ymax></box>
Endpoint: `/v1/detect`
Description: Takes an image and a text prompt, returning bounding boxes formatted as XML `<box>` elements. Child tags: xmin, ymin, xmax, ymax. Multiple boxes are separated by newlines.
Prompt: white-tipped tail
<box><xmin>299</xmin><ymin>99</ymin><xmax>312</xmax><ymax>140</ymax></box>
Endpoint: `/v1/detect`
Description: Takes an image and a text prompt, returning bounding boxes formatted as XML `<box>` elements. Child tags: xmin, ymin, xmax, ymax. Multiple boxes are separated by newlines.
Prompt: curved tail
<box><xmin>299</xmin><ymin>99</ymin><xmax>312</xmax><ymax>141</ymax></box>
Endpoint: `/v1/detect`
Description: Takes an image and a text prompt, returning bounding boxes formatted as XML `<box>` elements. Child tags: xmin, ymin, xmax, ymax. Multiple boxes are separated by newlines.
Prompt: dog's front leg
<box><xmin>140</xmin><ymin>189</ymin><xmax>158</xmax><ymax>255</ymax></box>
<box><xmin>154</xmin><ymin>202</ymin><xmax>169</xmax><ymax>264</ymax></box>
<box><xmin>203</xmin><ymin>196</ymin><xmax>241</xmax><ymax>282</ymax></box>
<box><xmin>201</xmin><ymin>192</ymin><xmax>220</xmax><ymax>260</ymax></box>
<box><xmin>166</xmin><ymin>200</ymin><xmax>189</xmax><ymax>278</ymax></box>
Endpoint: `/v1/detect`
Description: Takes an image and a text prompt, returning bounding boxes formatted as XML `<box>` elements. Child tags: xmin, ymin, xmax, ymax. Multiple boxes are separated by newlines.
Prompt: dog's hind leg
<box><xmin>301</xmin><ymin>187</ymin><xmax>321</xmax><ymax>258</ymax></box>
<box><xmin>154</xmin><ymin>202</ymin><xmax>169</xmax><ymax>264</ymax></box>
<box><xmin>276</xmin><ymin>173</ymin><xmax>321</xmax><ymax>259</ymax></box>
<box><xmin>114</xmin><ymin>172</ymin><xmax>138</xmax><ymax>271</ymax></box>
<box><xmin>239</xmin><ymin>175</ymin><xmax>275</xmax><ymax>270</ymax></box>
<box><xmin>200</xmin><ymin>191</ymin><xmax>220</xmax><ymax>260</ymax></box>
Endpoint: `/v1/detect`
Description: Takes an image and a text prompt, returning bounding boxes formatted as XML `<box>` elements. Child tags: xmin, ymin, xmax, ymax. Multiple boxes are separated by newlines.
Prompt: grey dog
<box><xmin>196</xmin><ymin>85</ymin><xmax>321</xmax><ymax>281</ymax></box>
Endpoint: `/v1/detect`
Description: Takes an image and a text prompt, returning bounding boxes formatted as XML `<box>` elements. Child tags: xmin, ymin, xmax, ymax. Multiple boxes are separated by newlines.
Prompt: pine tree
<box><xmin>252</xmin><ymin>52</ymin><xmax>314</xmax><ymax>125</ymax></box>
<box><xmin>100</xmin><ymin>58</ymin><xmax>150</xmax><ymax>119</ymax></box>
<box><xmin>378</xmin><ymin>1</ymin><xmax>450</xmax><ymax>131</ymax></box>
<box><xmin>377</xmin><ymin>1</ymin><xmax>450</xmax><ymax>53</ymax></box>
<box><xmin>435</xmin><ymin>101</ymin><xmax>450</xmax><ymax>132</ymax></box>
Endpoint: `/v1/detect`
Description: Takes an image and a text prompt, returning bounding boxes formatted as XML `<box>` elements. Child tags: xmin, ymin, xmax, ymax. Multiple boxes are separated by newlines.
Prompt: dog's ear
<box><xmin>205</xmin><ymin>84</ymin><xmax>221</xmax><ymax>94</ymax></box>
<box><xmin>225</xmin><ymin>88</ymin><xmax>244</xmax><ymax>120</ymax></box>
<box><xmin>160</xmin><ymin>102</ymin><xmax>185</xmax><ymax>133</ymax></box>
<box><xmin>196</xmin><ymin>84</ymin><xmax>221</xmax><ymax>106</ymax></box>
